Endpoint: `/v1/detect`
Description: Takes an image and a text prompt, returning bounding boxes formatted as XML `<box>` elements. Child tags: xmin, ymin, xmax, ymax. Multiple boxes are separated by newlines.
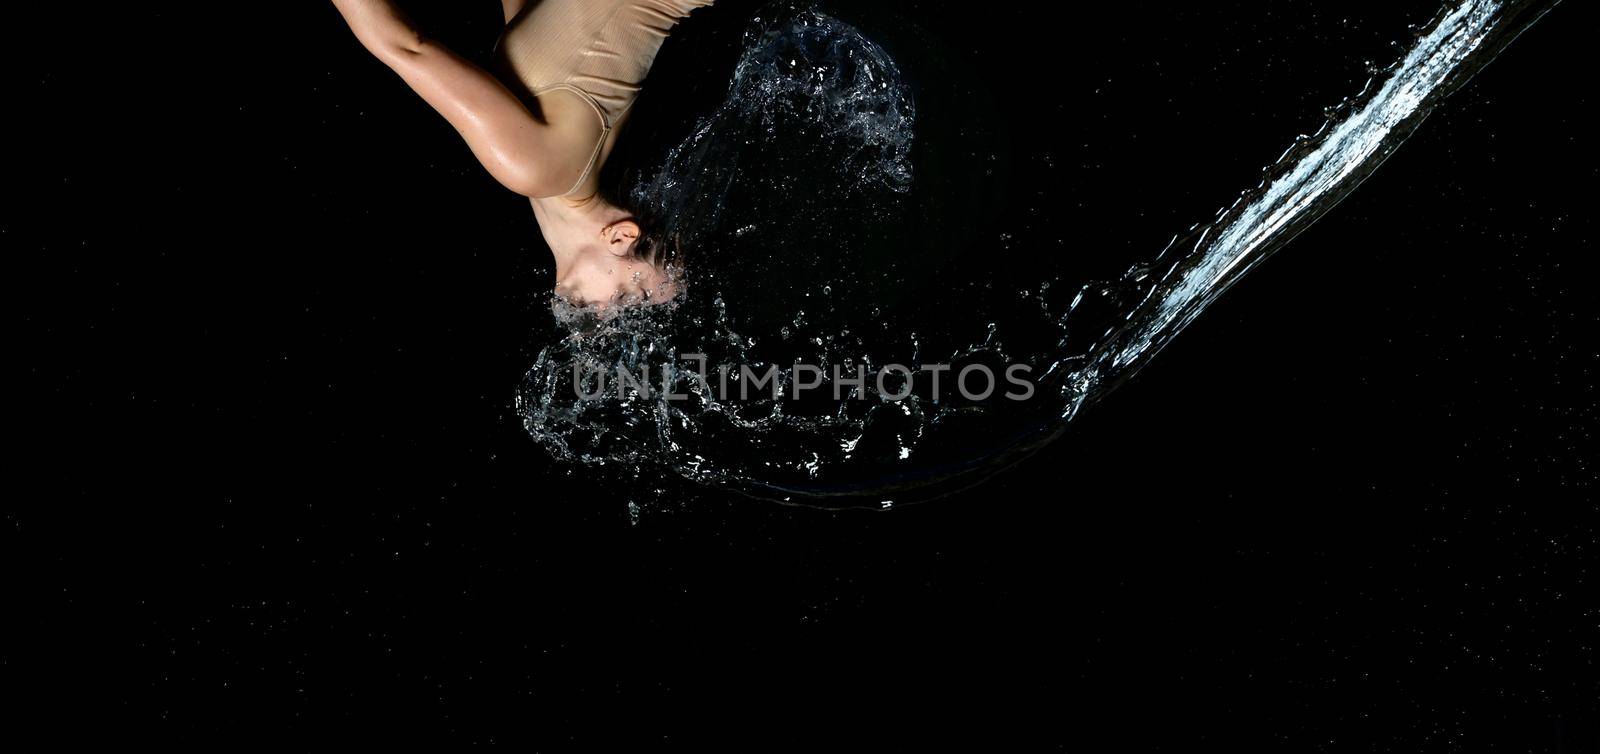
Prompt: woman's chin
<box><xmin>551</xmin><ymin>273</ymin><xmax>683</xmax><ymax>316</ymax></box>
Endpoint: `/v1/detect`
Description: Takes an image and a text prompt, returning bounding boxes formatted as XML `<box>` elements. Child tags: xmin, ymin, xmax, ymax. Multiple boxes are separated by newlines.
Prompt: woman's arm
<box><xmin>330</xmin><ymin>0</ymin><xmax>581</xmax><ymax>197</ymax></box>
<box><xmin>501</xmin><ymin>0</ymin><xmax>531</xmax><ymax>23</ymax></box>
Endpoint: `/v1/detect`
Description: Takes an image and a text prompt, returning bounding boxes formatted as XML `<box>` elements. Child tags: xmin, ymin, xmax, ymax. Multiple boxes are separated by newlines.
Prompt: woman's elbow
<box><xmin>496</xmin><ymin>166</ymin><xmax>560</xmax><ymax>198</ymax></box>
<box><xmin>371</xmin><ymin>29</ymin><xmax>433</xmax><ymax>66</ymax></box>
<box><xmin>492</xmin><ymin>160</ymin><xmax>575</xmax><ymax>198</ymax></box>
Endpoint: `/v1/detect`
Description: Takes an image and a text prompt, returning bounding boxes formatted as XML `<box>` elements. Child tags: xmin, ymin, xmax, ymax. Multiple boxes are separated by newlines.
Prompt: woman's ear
<box><xmin>603</xmin><ymin>219</ymin><xmax>641</xmax><ymax>248</ymax></box>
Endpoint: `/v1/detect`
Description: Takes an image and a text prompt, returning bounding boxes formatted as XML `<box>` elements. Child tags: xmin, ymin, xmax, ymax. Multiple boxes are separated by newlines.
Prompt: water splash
<box><xmin>518</xmin><ymin>0</ymin><xmax>1560</xmax><ymax>508</ymax></box>
<box><xmin>631</xmin><ymin>5</ymin><xmax>916</xmax><ymax>246</ymax></box>
<box><xmin>1078</xmin><ymin>0</ymin><xmax>1557</xmax><ymax>393</ymax></box>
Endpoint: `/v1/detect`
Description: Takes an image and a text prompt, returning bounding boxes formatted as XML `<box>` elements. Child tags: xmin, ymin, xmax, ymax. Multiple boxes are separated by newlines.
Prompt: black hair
<box><xmin>597</xmin><ymin>157</ymin><xmax>683</xmax><ymax>269</ymax></box>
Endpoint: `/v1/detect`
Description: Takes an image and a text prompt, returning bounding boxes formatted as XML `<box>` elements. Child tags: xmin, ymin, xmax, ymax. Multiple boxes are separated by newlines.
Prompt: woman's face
<box><xmin>553</xmin><ymin>247</ymin><xmax>679</xmax><ymax>309</ymax></box>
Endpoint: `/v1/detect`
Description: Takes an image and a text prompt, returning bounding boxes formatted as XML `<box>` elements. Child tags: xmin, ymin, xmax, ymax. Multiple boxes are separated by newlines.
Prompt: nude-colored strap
<box><xmin>535</xmin><ymin>84</ymin><xmax>612</xmax><ymax>197</ymax></box>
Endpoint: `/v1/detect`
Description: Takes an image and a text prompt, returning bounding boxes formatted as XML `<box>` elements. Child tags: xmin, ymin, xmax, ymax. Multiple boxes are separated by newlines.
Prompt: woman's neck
<box><xmin>530</xmin><ymin>193</ymin><xmax>631</xmax><ymax>281</ymax></box>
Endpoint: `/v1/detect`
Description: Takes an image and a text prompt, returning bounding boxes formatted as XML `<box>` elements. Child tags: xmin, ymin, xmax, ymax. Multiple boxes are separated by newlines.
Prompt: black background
<box><xmin>9</xmin><ymin>0</ymin><xmax>1596</xmax><ymax>747</ymax></box>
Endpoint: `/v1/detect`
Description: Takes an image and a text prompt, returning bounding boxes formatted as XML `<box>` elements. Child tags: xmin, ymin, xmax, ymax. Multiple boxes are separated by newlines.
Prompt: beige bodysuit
<box><xmin>498</xmin><ymin>0</ymin><xmax>716</xmax><ymax>197</ymax></box>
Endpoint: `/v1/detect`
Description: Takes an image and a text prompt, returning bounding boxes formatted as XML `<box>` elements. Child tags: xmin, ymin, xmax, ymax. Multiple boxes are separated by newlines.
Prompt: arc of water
<box><xmin>1080</xmin><ymin>0</ymin><xmax>1561</xmax><ymax>401</ymax></box>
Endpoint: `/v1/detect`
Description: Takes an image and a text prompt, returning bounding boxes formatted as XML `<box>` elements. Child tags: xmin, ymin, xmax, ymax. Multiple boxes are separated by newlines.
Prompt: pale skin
<box><xmin>330</xmin><ymin>0</ymin><xmax>678</xmax><ymax>307</ymax></box>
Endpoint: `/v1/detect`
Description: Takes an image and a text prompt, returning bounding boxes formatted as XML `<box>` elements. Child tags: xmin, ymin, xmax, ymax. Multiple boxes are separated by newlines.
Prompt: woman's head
<box><xmin>534</xmin><ymin>194</ymin><xmax>681</xmax><ymax>310</ymax></box>
<box><xmin>553</xmin><ymin>219</ymin><xmax>680</xmax><ymax>306</ymax></box>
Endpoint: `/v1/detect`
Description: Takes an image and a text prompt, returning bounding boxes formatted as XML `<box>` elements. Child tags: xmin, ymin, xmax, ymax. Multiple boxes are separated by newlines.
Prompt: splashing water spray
<box><xmin>518</xmin><ymin>0</ymin><xmax>1562</xmax><ymax>510</ymax></box>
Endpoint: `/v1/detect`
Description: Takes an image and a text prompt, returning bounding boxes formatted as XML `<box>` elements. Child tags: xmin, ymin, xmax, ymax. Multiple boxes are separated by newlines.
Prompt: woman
<box><xmin>330</xmin><ymin>0</ymin><xmax>715</xmax><ymax>307</ymax></box>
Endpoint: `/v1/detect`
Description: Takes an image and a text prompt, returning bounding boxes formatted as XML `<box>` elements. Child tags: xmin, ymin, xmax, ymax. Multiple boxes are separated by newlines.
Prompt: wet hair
<box><xmin>600</xmin><ymin>179</ymin><xmax>680</xmax><ymax>269</ymax></box>
<box><xmin>625</xmin><ymin>209</ymin><xmax>678</xmax><ymax>267</ymax></box>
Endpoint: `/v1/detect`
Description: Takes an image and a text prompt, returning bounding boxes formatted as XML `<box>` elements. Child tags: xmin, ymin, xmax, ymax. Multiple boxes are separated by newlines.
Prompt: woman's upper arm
<box><xmin>332</xmin><ymin>0</ymin><xmax>586</xmax><ymax>196</ymax></box>
<box><xmin>378</xmin><ymin>40</ymin><xmax>586</xmax><ymax>197</ymax></box>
